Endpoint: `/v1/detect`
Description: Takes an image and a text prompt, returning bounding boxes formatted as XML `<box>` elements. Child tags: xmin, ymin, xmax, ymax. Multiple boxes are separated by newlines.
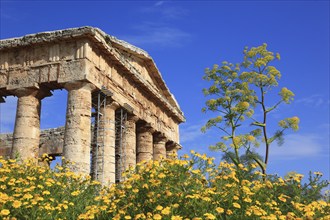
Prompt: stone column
<box><xmin>63</xmin><ymin>82</ymin><xmax>94</xmax><ymax>174</ymax></box>
<box><xmin>124</xmin><ymin>115</ymin><xmax>138</xmax><ymax>169</ymax></box>
<box><xmin>153</xmin><ymin>133</ymin><xmax>167</xmax><ymax>160</ymax></box>
<box><xmin>136</xmin><ymin>123</ymin><xmax>154</xmax><ymax>163</ymax></box>
<box><xmin>101</xmin><ymin>101</ymin><xmax>118</xmax><ymax>185</ymax></box>
<box><xmin>11</xmin><ymin>88</ymin><xmax>51</xmax><ymax>162</ymax></box>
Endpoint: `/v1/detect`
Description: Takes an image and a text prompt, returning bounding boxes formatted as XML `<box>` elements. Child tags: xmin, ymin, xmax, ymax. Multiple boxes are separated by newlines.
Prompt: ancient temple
<box><xmin>0</xmin><ymin>27</ymin><xmax>185</xmax><ymax>184</ymax></box>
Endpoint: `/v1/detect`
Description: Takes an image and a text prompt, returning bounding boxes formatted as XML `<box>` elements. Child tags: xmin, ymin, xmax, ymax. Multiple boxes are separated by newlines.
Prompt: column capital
<box><xmin>12</xmin><ymin>88</ymin><xmax>52</xmax><ymax>100</ymax></box>
<box><xmin>153</xmin><ymin>132</ymin><xmax>167</xmax><ymax>143</ymax></box>
<box><xmin>107</xmin><ymin>101</ymin><xmax>120</xmax><ymax>110</ymax></box>
<box><xmin>166</xmin><ymin>141</ymin><xmax>182</xmax><ymax>151</ymax></box>
<box><xmin>64</xmin><ymin>81</ymin><xmax>96</xmax><ymax>92</ymax></box>
<box><xmin>127</xmin><ymin>114</ymin><xmax>139</xmax><ymax>123</ymax></box>
<box><xmin>137</xmin><ymin>122</ymin><xmax>156</xmax><ymax>134</ymax></box>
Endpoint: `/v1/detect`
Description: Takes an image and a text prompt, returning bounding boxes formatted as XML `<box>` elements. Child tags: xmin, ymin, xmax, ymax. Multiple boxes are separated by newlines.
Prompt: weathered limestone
<box><xmin>98</xmin><ymin>101</ymin><xmax>119</xmax><ymax>184</ymax></box>
<box><xmin>38</xmin><ymin>127</ymin><xmax>65</xmax><ymax>157</ymax></box>
<box><xmin>124</xmin><ymin>115</ymin><xmax>138</xmax><ymax>169</ymax></box>
<box><xmin>63</xmin><ymin>82</ymin><xmax>94</xmax><ymax>174</ymax></box>
<box><xmin>153</xmin><ymin>133</ymin><xmax>167</xmax><ymax>160</ymax></box>
<box><xmin>0</xmin><ymin>127</ymin><xmax>65</xmax><ymax>158</ymax></box>
<box><xmin>136</xmin><ymin>123</ymin><xmax>154</xmax><ymax>163</ymax></box>
<box><xmin>11</xmin><ymin>88</ymin><xmax>51</xmax><ymax>162</ymax></box>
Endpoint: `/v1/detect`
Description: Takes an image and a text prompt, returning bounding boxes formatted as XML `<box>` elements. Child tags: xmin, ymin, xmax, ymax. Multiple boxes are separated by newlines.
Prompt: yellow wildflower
<box><xmin>244</xmin><ymin>197</ymin><xmax>252</xmax><ymax>203</ymax></box>
<box><xmin>233</xmin><ymin>202</ymin><xmax>241</xmax><ymax>209</ymax></box>
<box><xmin>204</xmin><ymin>213</ymin><xmax>216</xmax><ymax>220</ymax></box>
<box><xmin>191</xmin><ymin>169</ymin><xmax>201</xmax><ymax>174</ymax></box>
<box><xmin>216</xmin><ymin>207</ymin><xmax>224</xmax><ymax>213</ymax></box>
<box><xmin>156</xmin><ymin>205</ymin><xmax>163</xmax><ymax>211</ymax></box>
<box><xmin>172</xmin><ymin>203</ymin><xmax>179</xmax><ymax>208</ymax></box>
<box><xmin>165</xmin><ymin>190</ymin><xmax>172</xmax><ymax>196</ymax></box>
<box><xmin>135</xmin><ymin>214</ymin><xmax>146</xmax><ymax>219</ymax></box>
<box><xmin>153</xmin><ymin>214</ymin><xmax>162</xmax><ymax>220</ymax></box>
<box><xmin>313</xmin><ymin>171</ymin><xmax>322</xmax><ymax>176</ymax></box>
<box><xmin>22</xmin><ymin>193</ymin><xmax>33</xmax><ymax>200</ymax></box>
<box><xmin>278</xmin><ymin>194</ymin><xmax>287</xmax><ymax>202</ymax></box>
<box><xmin>0</xmin><ymin>209</ymin><xmax>10</xmax><ymax>216</ymax></box>
<box><xmin>71</xmin><ymin>190</ymin><xmax>81</xmax><ymax>196</ymax></box>
<box><xmin>42</xmin><ymin>190</ymin><xmax>51</xmax><ymax>195</ymax></box>
<box><xmin>12</xmin><ymin>200</ymin><xmax>22</xmax><ymax>208</ymax></box>
<box><xmin>161</xmin><ymin>207</ymin><xmax>171</xmax><ymax>215</ymax></box>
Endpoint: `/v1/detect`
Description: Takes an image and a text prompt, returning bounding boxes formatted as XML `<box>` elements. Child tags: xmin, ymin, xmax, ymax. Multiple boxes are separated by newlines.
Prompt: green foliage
<box><xmin>282</xmin><ymin>171</ymin><xmax>329</xmax><ymax>204</ymax></box>
<box><xmin>1</xmin><ymin>155</ymin><xmax>329</xmax><ymax>220</ymax></box>
<box><xmin>0</xmin><ymin>157</ymin><xmax>102</xmax><ymax>220</ymax></box>
<box><xmin>202</xmin><ymin>44</ymin><xmax>300</xmax><ymax>174</ymax></box>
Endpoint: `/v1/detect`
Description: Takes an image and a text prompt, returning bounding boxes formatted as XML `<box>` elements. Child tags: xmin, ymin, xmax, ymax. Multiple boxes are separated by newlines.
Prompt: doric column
<box><xmin>63</xmin><ymin>82</ymin><xmax>95</xmax><ymax>175</ymax></box>
<box><xmin>101</xmin><ymin>101</ymin><xmax>118</xmax><ymax>185</ymax></box>
<box><xmin>124</xmin><ymin>115</ymin><xmax>139</xmax><ymax>169</ymax></box>
<box><xmin>153</xmin><ymin>133</ymin><xmax>167</xmax><ymax>160</ymax></box>
<box><xmin>136</xmin><ymin>123</ymin><xmax>154</xmax><ymax>163</ymax></box>
<box><xmin>11</xmin><ymin>88</ymin><xmax>52</xmax><ymax>162</ymax></box>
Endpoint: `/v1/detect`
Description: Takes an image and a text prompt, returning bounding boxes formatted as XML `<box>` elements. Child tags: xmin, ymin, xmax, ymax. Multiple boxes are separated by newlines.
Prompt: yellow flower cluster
<box><xmin>0</xmin><ymin>153</ymin><xmax>329</xmax><ymax>220</ymax></box>
<box><xmin>0</xmin><ymin>156</ymin><xmax>101</xmax><ymax>220</ymax></box>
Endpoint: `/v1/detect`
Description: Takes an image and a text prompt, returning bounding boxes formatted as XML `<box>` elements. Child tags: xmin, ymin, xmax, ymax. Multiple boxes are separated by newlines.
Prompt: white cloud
<box><xmin>122</xmin><ymin>3</ymin><xmax>190</xmax><ymax>48</ymax></box>
<box><xmin>295</xmin><ymin>94</ymin><xmax>329</xmax><ymax>108</ymax></box>
<box><xmin>0</xmin><ymin>96</ymin><xmax>17</xmax><ymax>133</ymax></box>
<box><xmin>154</xmin><ymin>1</ymin><xmax>164</xmax><ymax>7</ymax></box>
<box><xmin>160</xmin><ymin>7</ymin><xmax>188</xmax><ymax>20</ymax></box>
<box><xmin>180</xmin><ymin>122</ymin><xmax>205</xmax><ymax>144</ymax></box>
<box><xmin>141</xmin><ymin>3</ymin><xmax>188</xmax><ymax>20</ymax></box>
<box><xmin>263</xmin><ymin>133</ymin><xmax>328</xmax><ymax>160</ymax></box>
<box><xmin>121</xmin><ymin>23</ymin><xmax>191</xmax><ymax>48</ymax></box>
<box><xmin>318</xmin><ymin>123</ymin><xmax>330</xmax><ymax>131</ymax></box>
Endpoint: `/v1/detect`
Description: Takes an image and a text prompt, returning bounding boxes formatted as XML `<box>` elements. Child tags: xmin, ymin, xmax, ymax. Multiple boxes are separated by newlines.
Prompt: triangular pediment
<box><xmin>106</xmin><ymin>35</ymin><xmax>183</xmax><ymax>117</ymax></box>
<box><xmin>116</xmin><ymin>49</ymin><xmax>167</xmax><ymax>97</ymax></box>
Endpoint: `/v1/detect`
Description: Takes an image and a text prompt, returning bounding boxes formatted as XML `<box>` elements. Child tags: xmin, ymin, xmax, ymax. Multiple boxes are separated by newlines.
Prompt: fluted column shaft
<box><xmin>100</xmin><ymin>102</ymin><xmax>118</xmax><ymax>184</ymax></box>
<box><xmin>153</xmin><ymin>134</ymin><xmax>167</xmax><ymax>160</ymax></box>
<box><xmin>11</xmin><ymin>88</ymin><xmax>51</xmax><ymax>162</ymax></box>
<box><xmin>124</xmin><ymin>115</ymin><xmax>138</xmax><ymax>169</ymax></box>
<box><xmin>136</xmin><ymin>124</ymin><xmax>154</xmax><ymax>163</ymax></box>
<box><xmin>63</xmin><ymin>82</ymin><xmax>94</xmax><ymax>174</ymax></box>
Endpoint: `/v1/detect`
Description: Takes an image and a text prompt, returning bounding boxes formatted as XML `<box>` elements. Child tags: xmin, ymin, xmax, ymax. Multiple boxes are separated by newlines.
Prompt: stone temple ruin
<box><xmin>0</xmin><ymin>27</ymin><xmax>185</xmax><ymax>184</ymax></box>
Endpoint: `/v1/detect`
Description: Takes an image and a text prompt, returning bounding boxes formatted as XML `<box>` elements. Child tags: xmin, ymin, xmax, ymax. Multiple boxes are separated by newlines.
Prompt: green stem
<box><xmin>227</xmin><ymin>100</ymin><xmax>240</xmax><ymax>164</ymax></box>
<box><xmin>260</xmin><ymin>86</ymin><xmax>269</xmax><ymax>175</ymax></box>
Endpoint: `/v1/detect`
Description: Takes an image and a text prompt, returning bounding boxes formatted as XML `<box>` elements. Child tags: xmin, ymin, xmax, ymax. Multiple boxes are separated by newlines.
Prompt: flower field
<box><xmin>0</xmin><ymin>152</ymin><xmax>329</xmax><ymax>220</ymax></box>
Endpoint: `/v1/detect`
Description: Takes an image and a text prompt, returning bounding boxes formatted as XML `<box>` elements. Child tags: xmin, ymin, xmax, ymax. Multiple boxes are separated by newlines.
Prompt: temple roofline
<box><xmin>0</xmin><ymin>26</ymin><xmax>185</xmax><ymax>122</ymax></box>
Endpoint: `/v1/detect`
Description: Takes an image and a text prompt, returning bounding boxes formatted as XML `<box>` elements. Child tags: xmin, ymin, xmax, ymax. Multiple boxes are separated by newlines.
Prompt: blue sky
<box><xmin>0</xmin><ymin>1</ymin><xmax>329</xmax><ymax>182</ymax></box>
